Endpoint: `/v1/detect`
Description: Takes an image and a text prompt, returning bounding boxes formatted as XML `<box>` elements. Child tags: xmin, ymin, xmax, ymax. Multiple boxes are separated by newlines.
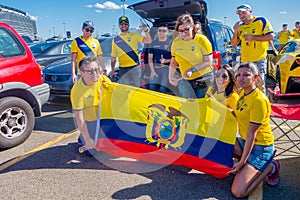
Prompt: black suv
<box><xmin>128</xmin><ymin>0</ymin><xmax>239</xmax><ymax>87</ymax></box>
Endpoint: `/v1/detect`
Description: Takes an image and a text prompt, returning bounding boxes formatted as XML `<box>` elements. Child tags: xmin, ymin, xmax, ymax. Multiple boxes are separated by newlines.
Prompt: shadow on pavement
<box><xmin>6</xmin><ymin>142</ymin><xmax>300</xmax><ymax>199</ymax></box>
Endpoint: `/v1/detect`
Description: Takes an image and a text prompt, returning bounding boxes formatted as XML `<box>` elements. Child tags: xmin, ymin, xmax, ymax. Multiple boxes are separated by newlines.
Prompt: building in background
<box><xmin>0</xmin><ymin>4</ymin><xmax>37</xmax><ymax>40</ymax></box>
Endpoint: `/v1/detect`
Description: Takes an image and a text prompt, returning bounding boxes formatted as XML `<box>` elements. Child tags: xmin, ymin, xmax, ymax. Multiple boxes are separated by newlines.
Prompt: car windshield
<box><xmin>30</xmin><ymin>41</ymin><xmax>60</xmax><ymax>54</ymax></box>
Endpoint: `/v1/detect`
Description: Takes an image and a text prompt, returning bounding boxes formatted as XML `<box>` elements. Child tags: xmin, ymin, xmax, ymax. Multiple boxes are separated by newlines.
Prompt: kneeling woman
<box><xmin>229</xmin><ymin>62</ymin><xmax>280</xmax><ymax>198</ymax></box>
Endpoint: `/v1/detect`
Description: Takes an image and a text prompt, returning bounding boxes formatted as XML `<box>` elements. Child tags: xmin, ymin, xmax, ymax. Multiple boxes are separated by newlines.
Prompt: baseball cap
<box><xmin>118</xmin><ymin>16</ymin><xmax>129</xmax><ymax>24</ymax></box>
<box><xmin>236</xmin><ymin>4</ymin><xmax>252</xmax><ymax>12</ymax></box>
<box><xmin>82</xmin><ymin>21</ymin><xmax>94</xmax><ymax>29</ymax></box>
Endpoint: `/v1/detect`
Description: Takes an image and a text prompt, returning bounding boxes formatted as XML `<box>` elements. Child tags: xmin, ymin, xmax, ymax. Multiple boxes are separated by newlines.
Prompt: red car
<box><xmin>0</xmin><ymin>22</ymin><xmax>50</xmax><ymax>149</ymax></box>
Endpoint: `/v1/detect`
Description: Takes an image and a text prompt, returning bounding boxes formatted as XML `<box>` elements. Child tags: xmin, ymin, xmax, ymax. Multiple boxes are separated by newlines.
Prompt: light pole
<box><xmin>224</xmin><ymin>17</ymin><xmax>227</xmax><ymax>25</ymax></box>
<box><xmin>63</xmin><ymin>22</ymin><xmax>66</xmax><ymax>38</ymax></box>
<box><xmin>121</xmin><ymin>0</ymin><xmax>126</xmax><ymax>16</ymax></box>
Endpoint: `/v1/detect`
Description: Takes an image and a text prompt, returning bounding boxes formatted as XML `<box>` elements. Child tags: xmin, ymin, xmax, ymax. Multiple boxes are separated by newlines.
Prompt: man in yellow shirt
<box><xmin>231</xmin><ymin>4</ymin><xmax>274</xmax><ymax>93</ymax></box>
<box><xmin>71</xmin><ymin>21</ymin><xmax>106</xmax><ymax>83</ymax></box>
<box><xmin>70</xmin><ymin>56</ymin><xmax>110</xmax><ymax>153</ymax></box>
<box><xmin>111</xmin><ymin>16</ymin><xmax>152</xmax><ymax>87</ymax></box>
<box><xmin>277</xmin><ymin>24</ymin><xmax>292</xmax><ymax>50</ymax></box>
<box><xmin>290</xmin><ymin>21</ymin><xmax>300</xmax><ymax>40</ymax></box>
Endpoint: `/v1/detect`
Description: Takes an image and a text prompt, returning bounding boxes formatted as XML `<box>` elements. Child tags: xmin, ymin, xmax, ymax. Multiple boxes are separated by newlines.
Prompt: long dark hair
<box><xmin>212</xmin><ymin>64</ymin><xmax>237</xmax><ymax>97</ymax></box>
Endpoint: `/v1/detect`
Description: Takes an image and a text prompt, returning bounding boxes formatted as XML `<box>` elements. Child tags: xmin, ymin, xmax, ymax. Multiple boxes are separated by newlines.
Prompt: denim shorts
<box><xmin>237</xmin><ymin>137</ymin><xmax>275</xmax><ymax>172</ymax></box>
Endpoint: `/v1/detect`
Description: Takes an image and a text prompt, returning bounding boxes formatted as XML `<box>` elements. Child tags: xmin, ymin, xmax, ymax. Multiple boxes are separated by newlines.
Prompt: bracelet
<box><xmin>191</xmin><ymin>67</ymin><xmax>197</xmax><ymax>73</ymax></box>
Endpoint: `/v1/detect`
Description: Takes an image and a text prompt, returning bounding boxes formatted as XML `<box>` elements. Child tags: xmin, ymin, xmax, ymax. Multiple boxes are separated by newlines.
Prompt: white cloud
<box><xmin>95</xmin><ymin>10</ymin><xmax>102</xmax><ymax>13</ymax></box>
<box><xmin>280</xmin><ymin>11</ymin><xmax>287</xmax><ymax>14</ymax></box>
<box><xmin>93</xmin><ymin>1</ymin><xmax>128</xmax><ymax>10</ymax></box>
<box><xmin>86</xmin><ymin>4</ymin><xmax>93</xmax><ymax>8</ymax></box>
<box><xmin>94</xmin><ymin>3</ymin><xmax>105</xmax><ymax>9</ymax></box>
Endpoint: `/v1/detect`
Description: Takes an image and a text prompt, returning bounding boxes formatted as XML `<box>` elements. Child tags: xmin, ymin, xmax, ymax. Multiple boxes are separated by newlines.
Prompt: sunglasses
<box><xmin>158</xmin><ymin>29</ymin><xmax>167</xmax><ymax>32</ymax></box>
<box><xmin>85</xmin><ymin>28</ymin><xmax>94</xmax><ymax>33</ymax></box>
<box><xmin>178</xmin><ymin>27</ymin><xmax>191</xmax><ymax>33</ymax></box>
<box><xmin>120</xmin><ymin>23</ymin><xmax>129</xmax><ymax>26</ymax></box>
<box><xmin>81</xmin><ymin>68</ymin><xmax>100</xmax><ymax>75</ymax></box>
<box><xmin>215</xmin><ymin>73</ymin><xmax>229</xmax><ymax>80</ymax></box>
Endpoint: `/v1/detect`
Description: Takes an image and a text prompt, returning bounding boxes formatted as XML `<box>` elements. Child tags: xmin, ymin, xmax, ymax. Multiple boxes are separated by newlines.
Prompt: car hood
<box><xmin>128</xmin><ymin>0</ymin><xmax>207</xmax><ymax>24</ymax></box>
<box><xmin>42</xmin><ymin>56</ymin><xmax>115</xmax><ymax>74</ymax></box>
<box><xmin>43</xmin><ymin>57</ymin><xmax>71</xmax><ymax>73</ymax></box>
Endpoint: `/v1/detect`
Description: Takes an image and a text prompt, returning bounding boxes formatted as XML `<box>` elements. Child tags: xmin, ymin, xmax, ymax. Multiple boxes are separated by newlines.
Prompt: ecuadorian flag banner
<box><xmin>96</xmin><ymin>82</ymin><xmax>237</xmax><ymax>178</ymax></box>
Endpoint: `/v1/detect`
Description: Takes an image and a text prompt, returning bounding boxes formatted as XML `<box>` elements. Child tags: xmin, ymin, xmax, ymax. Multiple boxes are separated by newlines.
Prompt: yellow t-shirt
<box><xmin>238</xmin><ymin>16</ymin><xmax>273</xmax><ymax>62</ymax></box>
<box><xmin>71</xmin><ymin>37</ymin><xmax>103</xmax><ymax>73</ymax></box>
<box><xmin>234</xmin><ymin>88</ymin><xmax>274</xmax><ymax>146</ymax></box>
<box><xmin>278</xmin><ymin>31</ymin><xmax>290</xmax><ymax>44</ymax></box>
<box><xmin>171</xmin><ymin>34</ymin><xmax>212</xmax><ymax>80</ymax></box>
<box><xmin>111</xmin><ymin>32</ymin><xmax>143</xmax><ymax>67</ymax></box>
<box><xmin>291</xmin><ymin>28</ymin><xmax>300</xmax><ymax>40</ymax></box>
<box><xmin>206</xmin><ymin>86</ymin><xmax>239</xmax><ymax>110</ymax></box>
<box><xmin>70</xmin><ymin>75</ymin><xmax>110</xmax><ymax>122</ymax></box>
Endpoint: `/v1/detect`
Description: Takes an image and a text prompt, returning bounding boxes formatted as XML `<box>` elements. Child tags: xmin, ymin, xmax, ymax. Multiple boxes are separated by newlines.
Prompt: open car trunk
<box><xmin>128</xmin><ymin>0</ymin><xmax>207</xmax><ymax>27</ymax></box>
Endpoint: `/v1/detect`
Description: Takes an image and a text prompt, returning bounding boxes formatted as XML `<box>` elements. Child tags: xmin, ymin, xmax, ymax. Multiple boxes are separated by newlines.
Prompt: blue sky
<box><xmin>1</xmin><ymin>0</ymin><xmax>299</xmax><ymax>39</ymax></box>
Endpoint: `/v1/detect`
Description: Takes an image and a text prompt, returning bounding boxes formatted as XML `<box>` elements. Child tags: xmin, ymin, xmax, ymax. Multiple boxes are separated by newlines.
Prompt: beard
<box><xmin>121</xmin><ymin>27</ymin><xmax>129</xmax><ymax>32</ymax></box>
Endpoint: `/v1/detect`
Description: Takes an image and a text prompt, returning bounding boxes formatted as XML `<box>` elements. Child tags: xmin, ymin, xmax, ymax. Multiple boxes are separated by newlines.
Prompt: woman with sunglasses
<box><xmin>169</xmin><ymin>14</ymin><xmax>213</xmax><ymax>98</ymax></box>
<box><xmin>70</xmin><ymin>56</ymin><xmax>110</xmax><ymax>155</ymax></box>
<box><xmin>228</xmin><ymin>62</ymin><xmax>280</xmax><ymax>198</ymax></box>
<box><xmin>206</xmin><ymin>64</ymin><xmax>239</xmax><ymax>111</ymax></box>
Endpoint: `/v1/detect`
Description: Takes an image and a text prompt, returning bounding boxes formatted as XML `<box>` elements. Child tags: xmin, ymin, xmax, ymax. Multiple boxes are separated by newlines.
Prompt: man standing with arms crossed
<box><xmin>111</xmin><ymin>16</ymin><xmax>152</xmax><ymax>87</ymax></box>
<box><xmin>71</xmin><ymin>21</ymin><xmax>106</xmax><ymax>83</ymax></box>
<box><xmin>232</xmin><ymin>4</ymin><xmax>274</xmax><ymax>93</ymax></box>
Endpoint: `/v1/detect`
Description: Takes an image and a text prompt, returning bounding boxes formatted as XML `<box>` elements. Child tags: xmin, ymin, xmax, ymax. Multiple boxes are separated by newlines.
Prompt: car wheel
<box><xmin>0</xmin><ymin>97</ymin><xmax>35</xmax><ymax>149</ymax></box>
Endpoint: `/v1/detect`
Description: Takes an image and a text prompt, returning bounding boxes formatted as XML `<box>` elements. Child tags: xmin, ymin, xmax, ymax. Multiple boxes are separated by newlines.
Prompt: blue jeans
<box><xmin>253</xmin><ymin>59</ymin><xmax>267</xmax><ymax>93</ymax></box>
<box><xmin>149</xmin><ymin>67</ymin><xmax>169</xmax><ymax>93</ymax></box>
<box><xmin>178</xmin><ymin>79</ymin><xmax>208</xmax><ymax>98</ymax></box>
<box><xmin>178</xmin><ymin>72</ymin><xmax>214</xmax><ymax>99</ymax></box>
<box><xmin>237</xmin><ymin>137</ymin><xmax>274</xmax><ymax>172</ymax></box>
<box><xmin>119</xmin><ymin>65</ymin><xmax>141</xmax><ymax>88</ymax></box>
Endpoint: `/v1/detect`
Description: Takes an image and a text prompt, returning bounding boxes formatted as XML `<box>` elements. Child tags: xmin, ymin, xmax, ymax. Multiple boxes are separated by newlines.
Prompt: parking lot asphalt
<box><xmin>0</xmin><ymin>95</ymin><xmax>299</xmax><ymax>200</ymax></box>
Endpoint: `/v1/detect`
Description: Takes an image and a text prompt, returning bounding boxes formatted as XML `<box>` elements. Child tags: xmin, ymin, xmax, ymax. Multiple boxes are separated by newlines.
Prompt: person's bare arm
<box><xmin>232</xmin><ymin>22</ymin><xmax>241</xmax><ymax>47</ymax></box>
<box><xmin>148</xmin><ymin>53</ymin><xmax>157</xmax><ymax>80</ymax></box>
<box><xmin>71</xmin><ymin>53</ymin><xmax>77</xmax><ymax>83</ymax></box>
<box><xmin>244</xmin><ymin>33</ymin><xmax>274</xmax><ymax>42</ymax></box>
<box><xmin>97</xmin><ymin>55</ymin><xmax>106</xmax><ymax>74</ymax></box>
<box><xmin>110</xmin><ymin>56</ymin><xmax>116</xmax><ymax>77</ymax></box>
<box><xmin>74</xmin><ymin>110</ymin><xmax>95</xmax><ymax>150</ymax></box>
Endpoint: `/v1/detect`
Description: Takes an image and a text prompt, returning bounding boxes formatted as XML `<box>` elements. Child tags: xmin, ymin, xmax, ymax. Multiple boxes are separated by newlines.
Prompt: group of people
<box><xmin>69</xmin><ymin>3</ymin><xmax>282</xmax><ymax>198</ymax></box>
<box><xmin>277</xmin><ymin>21</ymin><xmax>300</xmax><ymax>50</ymax></box>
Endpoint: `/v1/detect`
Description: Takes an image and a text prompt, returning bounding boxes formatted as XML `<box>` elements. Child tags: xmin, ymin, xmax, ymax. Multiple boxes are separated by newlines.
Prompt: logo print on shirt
<box><xmin>92</xmin><ymin>43</ymin><xmax>96</xmax><ymax>49</ymax></box>
<box><xmin>127</xmin><ymin>38</ymin><xmax>131</xmax><ymax>42</ymax></box>
<box><xmin>191</xmin><ymin>46</ymin><xmax>195</xmax><ymax>51</ymax></box>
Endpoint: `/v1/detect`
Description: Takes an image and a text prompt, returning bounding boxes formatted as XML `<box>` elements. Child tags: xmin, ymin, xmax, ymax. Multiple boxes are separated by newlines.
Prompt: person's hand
<box><xmin>233</xmin><ymin>22</ymin><xmax>240</xmax><ymax>32</ymax></box>
<box><xmin>110</xmin><ymin>70</ymin><xmax>115</xmax><ymax>78</ymax></box>
<box><xmin>141</xmin><ymin>23</ymin><xmax>148</xmax><ymax>32</ymax></box>
<box><xmin>160</xmin><ymin>57</ymin><xmax>167</xmax><ymax>64</ymax></box>
<box><xmin>183</xmin><ymin>68</ymin><xmax>193</xmax><ymax>78</ymax></box>
<box><xmin>243</xmin><ymin>34</ymin><xmax>253</xmax><ymax>41</ymax></box>
<box><xmin>84</xmin><ymin>137</ymin><xmax>95</xmax><ymax>150</ymax></box>
<box><xmin>150</xmin><ymin>70</ymin><xmax>157</xmax><ymax>80</ymax></box>
<box><xmin>72</xmin><ymin>74</ymin><xmax>77</xmax><ymax>83</ymax></box>
<box><xmin>227</xmin><ymin>160</ymin><xmax>245</xmax><ymax>174</ymax></box>
<box><xmin>169</xmin><ymin>76</ymin><xmax>182</xmax><ymax>87</ymax></box>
